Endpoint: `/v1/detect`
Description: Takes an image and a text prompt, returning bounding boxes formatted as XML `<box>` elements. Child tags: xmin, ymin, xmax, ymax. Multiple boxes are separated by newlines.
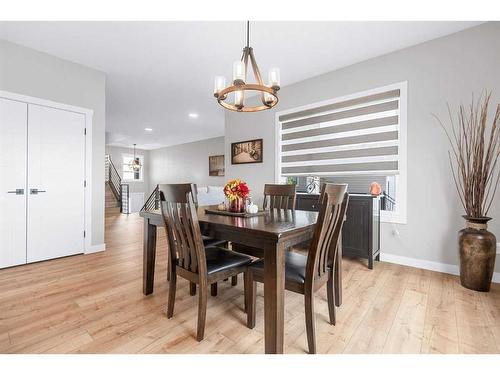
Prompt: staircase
<box><xmin>105</xmin><ymin>155</ymin><xmax>130</xmax><ymax>214</ymax></box>
<box><xmin>105</xmin><ymin>183</ymin><xmax>120</xmax><ymax>213</ymax></box>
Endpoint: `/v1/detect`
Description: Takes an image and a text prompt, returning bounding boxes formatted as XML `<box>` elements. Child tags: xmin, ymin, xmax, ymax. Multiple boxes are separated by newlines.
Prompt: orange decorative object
<box><xmin>370</xmin><ymin>182</ymin><xmax>382</xmax><ymax>196</ymax></box>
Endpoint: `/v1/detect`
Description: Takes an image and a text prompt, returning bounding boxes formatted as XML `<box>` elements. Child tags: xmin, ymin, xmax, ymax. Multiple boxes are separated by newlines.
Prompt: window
<box><xmin>275</xmin><ymin>82</ymin><xmax>407</xmax><ymax>223</ymax></box>
<box><xmin>122</xmin><ymin>154</ymin><xmax>144</xmax><ymax>182</ymax></box>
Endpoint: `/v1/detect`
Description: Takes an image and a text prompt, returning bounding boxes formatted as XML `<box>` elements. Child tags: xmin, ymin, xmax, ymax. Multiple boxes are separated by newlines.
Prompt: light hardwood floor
<box><xmin>0</xmin><ymin>210</ymin><xmax>499</xmax><ymax>354</ymax></box>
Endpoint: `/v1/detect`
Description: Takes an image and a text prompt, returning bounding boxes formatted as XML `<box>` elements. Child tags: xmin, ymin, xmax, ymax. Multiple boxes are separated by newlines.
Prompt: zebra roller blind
<box><xmin>279</xmin><ymin>88</ymin><xmax>401</xmax><ymax>176</ymax></box>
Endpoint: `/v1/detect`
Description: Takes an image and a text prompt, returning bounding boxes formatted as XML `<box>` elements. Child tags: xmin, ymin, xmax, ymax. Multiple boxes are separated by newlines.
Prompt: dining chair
<box><xmin>159</xmin><ymin>183</ymin><xmax>253</xmax><ymax>341</ymax></box>
<box><xmin>244</xmin><ymin>183</ymin><xmax>349</xmax><ymax>353</ymax></box>
<box><xmin>164</xmin><ymin>183</ymin><xmax>230</xmax><ymax>295</ymax></box>
<box><xmin>232</xmin><ymin>183</ymin><xmax>297</xmax><ymax>260</ymax></box>
<box><xmin>263</xmin><ymin>183</ymin><xmax>296</xmax><ymax>210</ymax></box>
<box><xmin>191</xmin><ymin>184</ymin><xmax>227</xmax><ymax>248</ymax></box>
<box><xmin>192</xmin><ymin>183</ymin><xmax>235</xmax><ymax>295</ymax></box>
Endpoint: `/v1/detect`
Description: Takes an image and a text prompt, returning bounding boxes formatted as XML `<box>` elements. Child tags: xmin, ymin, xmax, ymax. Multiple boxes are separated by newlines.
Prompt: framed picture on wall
<box><xmin>231</xmin><ymin>139</ymin><xmax>263</xmax><ymax>164</ymax></box>
<box><xmin>209</xmin><ymin>155</ymin><xmax>225</xmax><ymax>176</ymax></box>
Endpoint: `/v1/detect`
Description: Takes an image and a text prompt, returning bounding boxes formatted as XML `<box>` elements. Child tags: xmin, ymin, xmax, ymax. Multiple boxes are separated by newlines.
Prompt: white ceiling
<box><xmin>0</xmin><ymin>21</ymin><xmax>482</xmax><ymax>150</ymax></box>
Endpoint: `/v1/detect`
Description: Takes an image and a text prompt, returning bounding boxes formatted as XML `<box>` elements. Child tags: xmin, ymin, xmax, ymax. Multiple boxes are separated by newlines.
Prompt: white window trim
<box><xmin>274</xmin><ymin>81</ymin><xmax>408</xmax><ymax>224</ymax></box>
<box><xmin>122</xmin><ymin>153</ymin><xmax>144</xmax><ymax>182</ymax></box>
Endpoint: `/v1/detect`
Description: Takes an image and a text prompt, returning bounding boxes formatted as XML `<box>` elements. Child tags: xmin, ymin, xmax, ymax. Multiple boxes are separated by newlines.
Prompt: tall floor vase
<box><xmin>458</xmin><ymin>216</ymin><xmax>497</xmax><ymax>292</ymax></box>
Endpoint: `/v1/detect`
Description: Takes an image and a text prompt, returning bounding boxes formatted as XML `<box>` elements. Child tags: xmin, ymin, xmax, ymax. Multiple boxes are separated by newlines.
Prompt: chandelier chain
<box><xmin>246</xmin><ymin>20</ymin><xmax>249</xmax><ymax>49</ymax></box>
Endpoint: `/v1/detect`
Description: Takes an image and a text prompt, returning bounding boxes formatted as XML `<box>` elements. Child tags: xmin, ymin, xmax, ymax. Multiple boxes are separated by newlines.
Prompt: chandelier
<box><xmin>213</xmin><ymin>21</ymin><xmax>280</xmax><ymax>112</ymax></box>
<box><xmin>130</xmin><ymin>144</ymin><xmax>141</xmax><ymax>172</ymax></box>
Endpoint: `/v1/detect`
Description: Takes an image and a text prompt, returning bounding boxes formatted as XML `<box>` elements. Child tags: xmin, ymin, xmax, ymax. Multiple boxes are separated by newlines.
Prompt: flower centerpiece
<box><xmin>224</xmin><ymin>178</ymin><xmax>250</xmax><ymax>213</ymax></box>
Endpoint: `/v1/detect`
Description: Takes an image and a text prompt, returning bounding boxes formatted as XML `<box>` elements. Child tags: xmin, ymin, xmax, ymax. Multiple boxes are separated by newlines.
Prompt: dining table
<box><xmin>139</xmin><ymin>206</ymin><xmax>342</xmax><ymax>354</ymax></box>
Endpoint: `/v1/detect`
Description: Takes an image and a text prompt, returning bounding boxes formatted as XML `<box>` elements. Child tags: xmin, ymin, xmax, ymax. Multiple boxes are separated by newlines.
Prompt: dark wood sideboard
<box><xmin>296</xmin><ymin>193</ymin><xmax>380</xmax><ymax>269</ymax></box>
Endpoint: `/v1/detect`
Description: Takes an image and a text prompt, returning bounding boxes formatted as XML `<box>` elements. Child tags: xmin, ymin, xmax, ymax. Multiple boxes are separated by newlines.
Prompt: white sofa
<box><xmin>197</xmin><ymin>185</ymin><xmax>225</xmax><ymax>206</ymax></box>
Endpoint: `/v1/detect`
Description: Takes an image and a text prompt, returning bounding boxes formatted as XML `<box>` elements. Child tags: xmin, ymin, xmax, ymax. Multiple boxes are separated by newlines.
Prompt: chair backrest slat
<box><xmin>328</xmin><ymin>193</ymin><xmax>348</xmax><ymax>270</ymax></box>
<box><xmin>305</xmin><ymin>184</ymin><xmax>349</xmax><ymax>285</ymax></box>
<box><xmin>180</xmin><ymin>202</ymin><xmax>198</xmax><ymax>272</ymax></box>
<box><xmin>318</xmin><ymin>200</ymin><xmax>337</xmax><ymax>275</ymax></box>
<box><xmin>171</xmin><ymin>201</ymin><xmax>188</xmax><ymax>269</ymax></box>
<box><xmin>263</xmin><ymin>184</ymin><xmax>296</xmax><ymax>210</ymax></box>
<box><xmin>159</xmin><ymin>184</ymin><xmax>206</xmax><ymax>276</ymax></box>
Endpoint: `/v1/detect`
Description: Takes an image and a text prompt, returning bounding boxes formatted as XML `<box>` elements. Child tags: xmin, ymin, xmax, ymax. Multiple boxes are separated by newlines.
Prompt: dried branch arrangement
<box><xmin>436</xmin><ymin>92</ymin><xmax>500</xmax><ymax>218</ymax></box>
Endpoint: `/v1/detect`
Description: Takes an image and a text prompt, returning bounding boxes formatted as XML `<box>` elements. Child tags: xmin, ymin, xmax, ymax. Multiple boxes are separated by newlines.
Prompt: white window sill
<box><xmin>380</xmin><ymin>211</ymin><xmax>407</xmax><ymax>225</ymax></box>
<box><xmin>122</xmin><ymin>179</ymin><xmax>143</xmax><ymax>183</ymax></box>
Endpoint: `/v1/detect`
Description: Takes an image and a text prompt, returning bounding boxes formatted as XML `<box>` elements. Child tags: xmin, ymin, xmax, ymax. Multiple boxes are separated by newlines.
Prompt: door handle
<box><xmin>30</xmin><ymin>188</ymin><xmax>46</xmax><ymax>195</ymax></box>
<box><xmin>7</xmin><ymin>189</ymin><xmax>24</xmax><ymax>195</ymax></box>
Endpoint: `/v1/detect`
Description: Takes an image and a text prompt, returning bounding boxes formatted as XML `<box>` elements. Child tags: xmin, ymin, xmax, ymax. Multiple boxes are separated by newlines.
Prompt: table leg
<box><xmin>263</xmin><ymin>242</ymin><xmax>286</xmax><ymax>354</ymax></box>
<box><xmin>334</xmin><ymin>237</ymin><xmax>342</xmax><ymax>307</ymax></box>
<box><xmin>143</xmin><ymin>218</ymin><xmax>157</xmax><ymax>295</ymax></box>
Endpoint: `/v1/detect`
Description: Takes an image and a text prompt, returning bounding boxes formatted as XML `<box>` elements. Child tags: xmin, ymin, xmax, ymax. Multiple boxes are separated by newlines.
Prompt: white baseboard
<box><xmin>85</xmin><ymin>243</ymin><xmax>106</xmax><ymax>254</ymax></box>
<box><xmin>380</xmin><ymin>252</ymin><xmax>500</xmax><ymax>284</ymax></box>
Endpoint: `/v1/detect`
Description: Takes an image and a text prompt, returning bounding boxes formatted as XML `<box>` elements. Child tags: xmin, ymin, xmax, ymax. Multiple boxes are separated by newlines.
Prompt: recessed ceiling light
<box><xmin>188</xmin><ymin>113</ymin><xmax>199</xmax><ymax>119</ymax></box>
<box><xmin>144</xmin><ymin>127</ymin><xmax>153</xmax><ymax>131</ymax></box>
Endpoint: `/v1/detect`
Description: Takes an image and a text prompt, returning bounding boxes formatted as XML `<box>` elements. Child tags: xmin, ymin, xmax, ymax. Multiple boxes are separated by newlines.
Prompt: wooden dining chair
<box><xmin>191</xmin><ymin>184</ymin><xmax>227</xmax><ymax>249</ymax></box>
<box><xmin>244</xmin><ymin>183</ymin><xmax>349</xmax><ymax>353</ymax></box>
<box><xmin>164</xmin><ymin>183</ymin><xmax>230</xmax><ymax>296</ymax></box>
<box><xmin>263</xmin><ymin>183</ymin><xmax>296</xmax><ymax>210</ymax></box>
<box><xmin>159</xmin><ymin>183</ymin><xmax>253</xmax><ymax>341</ymax></box>
<box><xmin>192</xmin><ymin>183</ymin><xmax>234</xmax><ymax>295</ymax></box>
<box><xmin>232</xmin><ymin>183</ymin><xmax>297</xmax><ymax>260</ymax></box>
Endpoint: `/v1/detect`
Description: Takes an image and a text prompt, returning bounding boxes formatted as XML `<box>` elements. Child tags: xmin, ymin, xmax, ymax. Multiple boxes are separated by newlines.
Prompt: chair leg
<box><xmin>197</xmin><ymin>283</ymin><xmax>208</xmax><ymax>341</ymax></box>
<box><xmin>304</xmin><ymin>290</ymin><xmax>317</xmax><ymax>354</ymax></box>
<box><xmin>166</xmin><ymin>271</ymin><xmax>177</xmax><ymax>319</ymax></box>
<box><xmin>334</xmin><ymin>242</ymin><xmax>342</xmax><ymax>307</ymax></box>
<box><xmin>244</xmin><ymin>271</ymin><xmax>256</xmax><ymax>329</ymax></box>
<box><xmin>166</xmin><ymin>251</ymin><xmax>171</xmax><ymax>282</ymax></box>
<box><xmin>243</xmin><ymin>272</ymin><xmax>247</xmax><ymax>313</ymax></box>
<box><xmin>189</xmin><ymin>282</ymin><xmax>196</xmax><ymax>296</ymax></box>
<box><xmin>327</xmin><ymin>271</ymin><xmax>336</xmax><ymax>325</ymax></box>
<box><xmin>231</xmin><ymin>275</ymin><xmax>238</xmax><ymax>286</ymax></box>
<box><xmin>211</xmin><ymin>283</ymin><xmax>218</xmax><ymax>296</ymax></box>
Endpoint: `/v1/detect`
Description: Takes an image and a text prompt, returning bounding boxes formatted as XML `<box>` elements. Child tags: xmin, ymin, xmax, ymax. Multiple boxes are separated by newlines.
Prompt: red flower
<box><xmin>238</xmin><ymin>183</ymin><xmax>250</xmax><ymax>198</ymax></box>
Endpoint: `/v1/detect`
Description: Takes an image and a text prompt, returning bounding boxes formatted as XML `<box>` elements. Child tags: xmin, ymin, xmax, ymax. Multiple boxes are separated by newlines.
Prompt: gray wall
<box><xmin>149</xmin><ymin>136</ymin><xmax>225</xmax><ymax>188</ymax></box>
<box><xmin>105</xmin><ymin>145</ymin><xmax>150</xmax><ymax>194</ymax></box>
<box><xmin>225</xmin><ymin>22</ymin><xmax>500</xmax><ymax>272</ymax></box>
<box><xmin>0</xmin><ymin>39</ymin><xmax>106</xmax><ymax>246</ymax></box>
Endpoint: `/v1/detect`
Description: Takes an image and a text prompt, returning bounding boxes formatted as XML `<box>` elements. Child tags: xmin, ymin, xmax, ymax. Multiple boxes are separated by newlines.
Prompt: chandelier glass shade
<box><xmin>213</xmin><ymin>22</ymin><xmax>280</xmax><ymax>112</ymax></box>
<box><xmin>131</xmin><ymin>159</ymin><xmax>141</xmax><ymax>172</ymax></box>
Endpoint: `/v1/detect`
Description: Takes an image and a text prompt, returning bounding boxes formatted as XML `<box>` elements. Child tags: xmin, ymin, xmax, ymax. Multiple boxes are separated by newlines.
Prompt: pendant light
<box><xmin>131</xmin><ymin>144</ymin><xmax>141</xmax><ymax>172</ymax></box>
<box><xmin>213</xmin><ymin>21</ymin><xmax>280</xmax><ymax>112</ymax></box>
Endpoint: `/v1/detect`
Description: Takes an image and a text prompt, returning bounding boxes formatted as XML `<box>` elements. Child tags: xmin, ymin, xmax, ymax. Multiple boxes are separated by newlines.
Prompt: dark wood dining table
<box><xmin>139</xmin><ymin>207</ymin><xmax>342</xmax><ymax>354</ymax></box>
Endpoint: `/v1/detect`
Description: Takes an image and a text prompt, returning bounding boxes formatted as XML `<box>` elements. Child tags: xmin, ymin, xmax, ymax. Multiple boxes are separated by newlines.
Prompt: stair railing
<box><xmin>105</xmin><ymin>155</ymin><xmax>122</xmax><ymax>206</ymax></box>
<box><xmin>141</xmin><ymin>185</ymin><xmax>159</xmax><ymax>212</ymax></box>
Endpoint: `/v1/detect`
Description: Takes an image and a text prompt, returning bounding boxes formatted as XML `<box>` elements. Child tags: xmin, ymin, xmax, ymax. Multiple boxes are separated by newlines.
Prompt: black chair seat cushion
<box><xmin>202</xmin><ymin>236</ymin><xmax>227</xmax><ymax>248</ymax></box>
<box><xmin>205</xmin><ymin>246</ymin><xmax>253</xmax><ymax>275</ymax></box>
<box><xmin>250</xmin><ymin>251</ymin><xmax>307</xmax><ymax>284</ymax></box>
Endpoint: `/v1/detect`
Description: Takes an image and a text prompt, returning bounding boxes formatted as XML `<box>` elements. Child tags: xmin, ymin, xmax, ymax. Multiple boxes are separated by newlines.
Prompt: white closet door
<box><xmin>0</xmin><ymin>98</ymin><xmax>27</xmax><ymax>268</ymax></box>
<box><xmin>27</xmin><ymin>104</ymin><xmax>85</xmax><ymax>263</ymax></box>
